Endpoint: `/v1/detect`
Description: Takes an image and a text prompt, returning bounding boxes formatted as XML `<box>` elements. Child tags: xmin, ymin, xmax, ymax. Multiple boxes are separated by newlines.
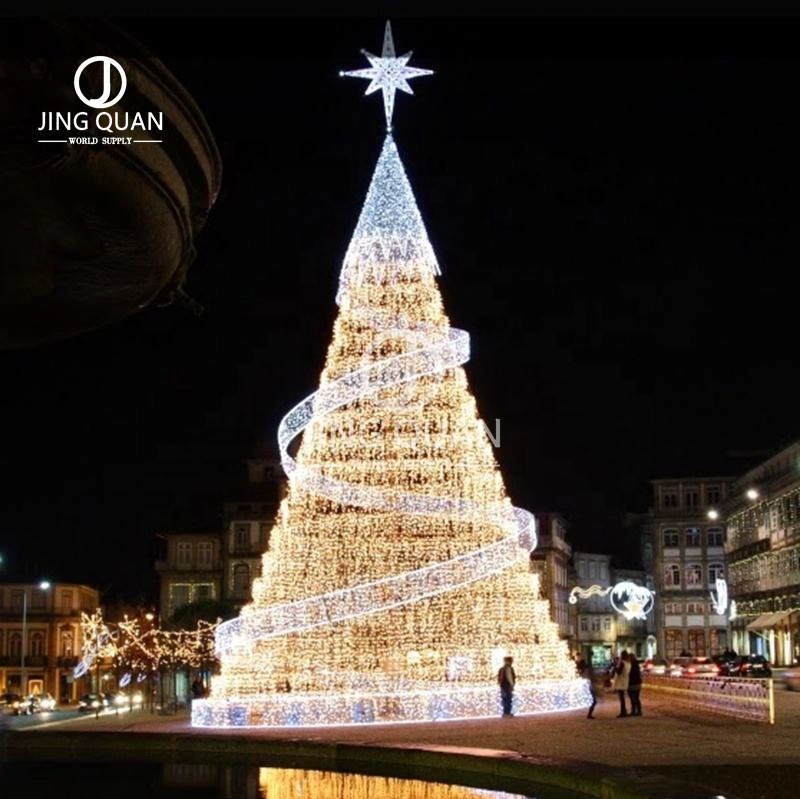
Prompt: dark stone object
<box><xmin>0</xmin><ymin>18</ymin><xmax>222</xmax><ymax>348</ymax></box>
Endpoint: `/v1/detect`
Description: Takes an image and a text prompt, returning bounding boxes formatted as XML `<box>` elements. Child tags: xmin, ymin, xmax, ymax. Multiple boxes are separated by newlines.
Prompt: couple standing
<box><xmin>611</xmin><ymin>651</ymin><xmax>641</xmax><ymax>717</ymax></box>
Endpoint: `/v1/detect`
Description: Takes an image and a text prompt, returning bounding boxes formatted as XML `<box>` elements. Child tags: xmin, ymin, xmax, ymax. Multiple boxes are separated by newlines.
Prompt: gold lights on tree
<box><xmin>193</xmin><ymin>22</ymin><xmax>588</xmax><ymax>728</ymax></box>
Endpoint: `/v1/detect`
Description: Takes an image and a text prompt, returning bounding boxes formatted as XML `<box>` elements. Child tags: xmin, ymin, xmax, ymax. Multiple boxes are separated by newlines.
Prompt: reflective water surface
<box><xmin>1</xmin><ymin>762</ymin><xmax>589</xmax><ymax>799</ymax></box>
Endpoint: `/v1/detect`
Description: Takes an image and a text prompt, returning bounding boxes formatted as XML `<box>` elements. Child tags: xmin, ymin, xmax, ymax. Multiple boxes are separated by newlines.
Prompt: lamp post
<box><xmin>20</xmin><ymin>580</ymin><xmax>51</xmax><ymax>696</ymax></box>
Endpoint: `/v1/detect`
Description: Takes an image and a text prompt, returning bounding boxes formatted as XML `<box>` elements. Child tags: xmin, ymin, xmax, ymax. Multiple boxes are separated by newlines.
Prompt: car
<box><xmin>683</xmin><ymin>656</ymin><xmax>722</xmax><ymax>677</ymax></box>
<box><xmin>667</xmin><ymin>656</ymin><xmax>693</xmax><ymax>677</ymax></box>
<box><xmin>112</xmin><ymin>690</ymin><xmax>144</xmax><ymax>709</ymax></box>
<box><xmin>0</xmin><ymin>692</ymin><xmax>24</xmax><ymax>714</ymax></box>
<box><xmin>783</xmin><ymin>667</ymin><xmax>800</xmax><ymax>691</ymax></box>
<box><xmin>711</xmin><ymin>654</ymin><xmax>736</xmax><ymax>675</ymax></box>
<box><xmin>77</xmin><ymin>693</ymin><xmax>110</xmax><ymax>712</ymax></box>
<box><xmin>729</xmin><ymin>655</ymin><xmax>772</xmax><ymax>678</ymax></box>
<box><xmin>641</xmin><ymin>657</ymin><xmax>668</xmax><ymax>676</ymax></box>
<box><xmin>34</xmin><ymin>692</ymin><xmax>57</xmax><ymax>712</ymax></box>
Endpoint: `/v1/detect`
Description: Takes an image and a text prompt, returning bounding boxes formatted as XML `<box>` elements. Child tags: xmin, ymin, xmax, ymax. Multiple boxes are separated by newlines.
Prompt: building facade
<box><xmin>724</xmin><ymin>439</ymin><xmax>800</xmax><ymax>665</ymax></box>
<box><xmin>530</xmin><ymin>512</ymin><xmax>573</xmax><ymax>642</ymax></box>
<box><xmin>571</xmin><ymin>552</ymin><xmax>615</xmax><ymax>666</ymax></box>
<box><xmin>0</xmin><ymin>581</ymin><xmax>99</xmax><ymax>702</ymax></box>
<box><xmin>647</xmin><ymin>477</ymin><xmax>731</xmax><ymax>659</ymax></box>
<box><xmin>156</xmin><ymin>457</ymin><xmax>284</xmax><ymax>621</ymax></box>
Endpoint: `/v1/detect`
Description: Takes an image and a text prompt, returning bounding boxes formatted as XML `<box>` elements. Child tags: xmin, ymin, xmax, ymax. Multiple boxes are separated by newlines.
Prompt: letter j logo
<box><xmin>74</xmin><ymin>56</ymin><xmax>127</xmax><ymax>109</ymax></box>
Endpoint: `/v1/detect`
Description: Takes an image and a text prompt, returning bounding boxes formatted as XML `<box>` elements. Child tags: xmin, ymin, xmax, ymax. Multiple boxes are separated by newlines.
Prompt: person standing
<box><xmin>497</xmin><ymin>656</ymin><xmax>516</xmax><ymax>717</ymax></box>
<box><xmin>612</xmin><ymin>651</ymin><xmax>631</xmax><ymax>717</ymax></box>
<box><xmin>578</xmin><ymin>657</ymin><xmax>597</xmax><ymax>719</ymax></box>
<box><xmin>627</xmin><ymin>655</ymin><xmax>642</xmax><ymax>716</ymax></box>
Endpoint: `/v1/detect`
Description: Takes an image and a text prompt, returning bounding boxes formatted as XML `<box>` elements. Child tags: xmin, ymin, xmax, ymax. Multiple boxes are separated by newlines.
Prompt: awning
<box><xmin>745</xmin><ymin>610</ymin><xmax>794</xmax><ymax>630</ymax></box>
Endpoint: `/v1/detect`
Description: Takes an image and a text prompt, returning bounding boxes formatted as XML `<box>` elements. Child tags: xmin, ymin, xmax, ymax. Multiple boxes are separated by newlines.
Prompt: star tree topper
<box><xmin>340</xmin><ymin>21</ymin><xmax>433</xmax><ymax>131</ymax></box>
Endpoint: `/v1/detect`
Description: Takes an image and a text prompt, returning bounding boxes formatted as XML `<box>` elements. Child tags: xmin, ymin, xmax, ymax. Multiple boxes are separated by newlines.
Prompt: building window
<box><xmin>591</xmin><ymin>617</ymin><xmax>601</xmax><ymax>632</ymax></box>
<box><xmin>685</xmin><ymin>527</ymin><xmax>701</xmax><ymax>547</ymax></box>
<box><xmin>195</xmin><ymin>583</ymin><xmax>213</xmax><ymax>602</ymax></box>
<box><xmin>234</xmin><ymin>524</ymin><xmax>250</xmax><ymax>551</ymax></box>
<box><xmin>686</xmin><ymin>563</ymin><xmax>703</xmax><ymax>587</ymax></box>
<box><xmin>233</xmin><ymin>564</ymin><xmax>251</xmax><ymax>599</ymax></box>
<box><xmin>708</xmin><ymin>563</ymin><xmax>725</xmax><ymax>583</ymax></box>
<box><xmin>663</xmin><ymin>529</ymin><xmax>679</xmax><ymax>548</ymax></box>
<box><xmin>61</xmin><ymin>591</ymin><xmax>73</xmax><ymax>612</ymax></box>
<box><xmin>580</xmin><ymin>616</ymin><xmax>588</xmax><ymax>633</ymax></box>
<box><xmin>707</xmin><ymin>485</ymin><xmax>721</xmax><ymax>505</ymax></box>
<box><xmin>603</xmin><ymin>616</ymin><xmax>611</xmax><ymax>632</ymax></box>
<box><xmin>685</xmin><ymin>490</ymin><xmax>699</xmax><ymax>510</ymax></box>
<box><xmin>10</xmin><ymin>591</ymin><xmax>24</xmax><ymax>612</ymax></box>
<box><xmin>663</xmin><ymin>491</ymin><xmax>678</xmax><ymax>508</ymax></box>
<box><xmin>665</xmin><ymin>629</ymin><xmax>683</xmax><ymax>659</ymax></box>
<box><xmin>197</xmin><ymin>542</ymin><xmax>213</xmax><ymax>569</ymax></box>
<box><xmin>687</xmin><ymin>629</ymin><xmax>706</xmax><ymax>656</ymax></box>
<box><xmin>706</xmin><ymin>527</ymin><xmax>724</xmax><ymax>547</ymax></box>
<box><xmin>30</xmin><ymin>632</ymin><xmax>45</xmax><ymax>657</ymax></box>
<box><xmin>176</xmin><ymin>542</ymin><xmax>192</xmax><ymax>569</ymax></box>
<box><xmin>664</xmin><ymin>564</ymin><xmax>681</xmax><ymax>587</ymax></box>
<box><xmin>171</xmin><ymin>584</ymin><xmax>190</xmax><ymax>612</ymax></box>
<box><xmin>9</xmin><ymin>632</ymin><xmax>22</xmax><ymax>658</ymax></box>
<box><xmin>709</xmin><ymin>628</ymin><xmax>727</xmax><ymax>653</ymax></box>
<box><xmin>60</xmin><ymin>631</ymin><xmax>74</xmax><ymax>658</ymax></box>
<box><xmin>664</xmin><ymin>601</ymin><xmax>682</xmax><ymax>614</ymax></box>
<box><xmin>686</xmin><ymin>601</ymin><xmax>705</xmax><ymax>614</ymax></box>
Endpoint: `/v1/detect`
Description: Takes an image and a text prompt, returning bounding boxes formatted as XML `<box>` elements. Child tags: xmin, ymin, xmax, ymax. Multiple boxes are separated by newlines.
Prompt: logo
<box><xmin>74</xmin><ymin>56</ymin><xmax>127</xmax><ymax>108</ymax></box>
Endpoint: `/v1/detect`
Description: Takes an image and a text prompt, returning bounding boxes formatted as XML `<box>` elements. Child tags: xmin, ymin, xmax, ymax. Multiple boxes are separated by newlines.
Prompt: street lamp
<box><xmin>20</xmin><ymin>580</ymin><xmax>51</xmax><ymax>696</ymax></box>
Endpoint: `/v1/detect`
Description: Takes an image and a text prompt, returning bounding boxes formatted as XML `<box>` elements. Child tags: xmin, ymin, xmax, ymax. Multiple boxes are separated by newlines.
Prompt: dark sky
<box><xmin>2</xmin><ymin>13</ymin><xmax>799</xmax><ymax>602</ymax></box>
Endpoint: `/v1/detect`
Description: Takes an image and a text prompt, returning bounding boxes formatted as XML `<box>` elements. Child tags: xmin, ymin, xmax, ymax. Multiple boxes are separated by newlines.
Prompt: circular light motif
<box><xmin>609</xmin><ymin>581</ymin><xmax>655</xmax><ymax>621</ymax></box>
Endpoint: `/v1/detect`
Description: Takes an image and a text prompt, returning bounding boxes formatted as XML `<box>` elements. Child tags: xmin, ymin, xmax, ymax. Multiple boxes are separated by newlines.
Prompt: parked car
<box><xmin>641</xmin><ymin>657</ymin><xmax>668</xmax><ymax>676</ymax></box>
<box><xmin>77</xmin><ymin>693</ymin><xmax>110</xmax><ymax>712</ymax></box>
<box><xmin>667</xmin><ymin>656</ymin><xmax>693</xmax><ymax>677</ymax></box>
<box><xmin>683</xmin><ymin>656</ymin><xmax>722</xmax><ymax>677</ymax></box>
<box><xmin>729</xmin><ymin>655</ymin><xmax>772</xmax><ymax>678</ymax></box>
<box><xmin>783</xmin><ymin>667</ymin><xmax>800</xmax><ymax>691</ymax></box>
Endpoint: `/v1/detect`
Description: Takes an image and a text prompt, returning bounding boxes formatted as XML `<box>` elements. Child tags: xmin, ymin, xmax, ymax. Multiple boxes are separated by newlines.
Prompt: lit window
<box><xmin>664</xmin><ymin>564</ymin><xmax>681</xmax><ymax>587</ymax></box>
<box><xmin>685</xmin><ymin>563</ymin><xmax>703</xmax><ymax>586</ymax></box>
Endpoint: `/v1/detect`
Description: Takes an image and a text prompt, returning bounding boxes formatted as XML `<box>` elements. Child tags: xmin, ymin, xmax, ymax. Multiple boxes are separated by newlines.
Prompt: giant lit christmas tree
<box><xmin>193</xmin><ymin>23</ymin><xmax>589</xmax><ymax>728</ymax></box>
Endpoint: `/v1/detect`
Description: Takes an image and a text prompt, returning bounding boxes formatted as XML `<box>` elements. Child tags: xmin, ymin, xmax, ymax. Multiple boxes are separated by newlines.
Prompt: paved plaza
<box><xmin>6</xmin><ymin>684</ymin><xmax>800</xmax><ymax>798</ymax></box>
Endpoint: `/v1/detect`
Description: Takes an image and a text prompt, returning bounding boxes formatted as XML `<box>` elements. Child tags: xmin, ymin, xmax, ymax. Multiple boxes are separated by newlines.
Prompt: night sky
<box><xmin>1</xmin><ymin>13</ymin><xmax>799</xmax><ymax>602</ymax></box>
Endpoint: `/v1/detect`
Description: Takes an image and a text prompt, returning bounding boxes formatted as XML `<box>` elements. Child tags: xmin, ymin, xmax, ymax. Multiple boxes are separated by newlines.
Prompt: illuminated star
<box><xmin>340</xmin><ymin>21</ymin><xmax>434</xmax><ymax>130</ymax></box>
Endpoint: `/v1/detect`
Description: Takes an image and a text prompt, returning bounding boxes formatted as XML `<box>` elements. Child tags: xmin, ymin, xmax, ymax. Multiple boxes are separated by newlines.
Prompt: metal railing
<box><xmin>643</xmin><ymin>673</ymin><xmax>774</xmax><ymax>724</ymax></box>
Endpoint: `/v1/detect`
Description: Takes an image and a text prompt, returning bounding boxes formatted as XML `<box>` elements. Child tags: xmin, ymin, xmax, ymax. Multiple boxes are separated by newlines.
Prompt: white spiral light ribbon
<box><xmin>215</xmin><ymin>315</ymin><xmax>538</xmax><ymax>656</ymax></box>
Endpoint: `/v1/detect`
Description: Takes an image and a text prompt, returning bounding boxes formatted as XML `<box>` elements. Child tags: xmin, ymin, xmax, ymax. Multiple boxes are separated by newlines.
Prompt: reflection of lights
<box><xmin>260</xmin><ymin>765</ymin><xmax>528</xmax><ymax>798</ymax></box>
<box><xmin>746</xmin><ymin>488</ymin><xmax>759</xmax><ymax>501</ymax></box>
<box><xmin>710</xmin><ymin>578</ymin><xmax>728</xmax><ymax>615</ymax></box>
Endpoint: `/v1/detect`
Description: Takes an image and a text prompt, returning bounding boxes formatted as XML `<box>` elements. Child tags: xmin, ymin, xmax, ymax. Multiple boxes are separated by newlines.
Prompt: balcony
<box><xmin>0</xmin><ymin>654</ymin><xmax>53</xmax><ymax>667</ymax></box>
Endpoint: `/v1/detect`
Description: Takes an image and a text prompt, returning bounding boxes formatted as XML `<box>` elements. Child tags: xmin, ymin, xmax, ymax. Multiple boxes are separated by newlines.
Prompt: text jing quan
<box><xmin>38</xmin><ymin>111</ymin><xmax>163</xmax><ymax>132</ymax></box>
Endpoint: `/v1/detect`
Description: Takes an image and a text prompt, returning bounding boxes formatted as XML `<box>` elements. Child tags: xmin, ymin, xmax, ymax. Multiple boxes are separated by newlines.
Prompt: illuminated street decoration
<box><xmin>568</xmin><ymin>585</ymin><xmax>611</xmax><ymax>604</ymax></box>
<box><xmin>710</xmin><ymin>577</ymin><xmax>729</xmax><ymax>616</ymax></box>
<box><xmin>569</xmin><ymin>582</ymin><xmax>655</xmax><ymax>621</ymax></box>
<box><xmin>730</xmin><ymin>600</ymin><xmax>738</xmax><ymax>620</ymax></box>
<box><xmin>340</xmin><ymin>21</ymin><xmax>434</xmax><ymax>130</ymax></box>
<box><xmin>193</xmin><ymin>25</ymin><xmax>588</xmax><ymax>729</ymax></box>
<box><xmin>609</xmin><ymin>581</ymin><xmax>655</xmax><ymax>621</ymax></box>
